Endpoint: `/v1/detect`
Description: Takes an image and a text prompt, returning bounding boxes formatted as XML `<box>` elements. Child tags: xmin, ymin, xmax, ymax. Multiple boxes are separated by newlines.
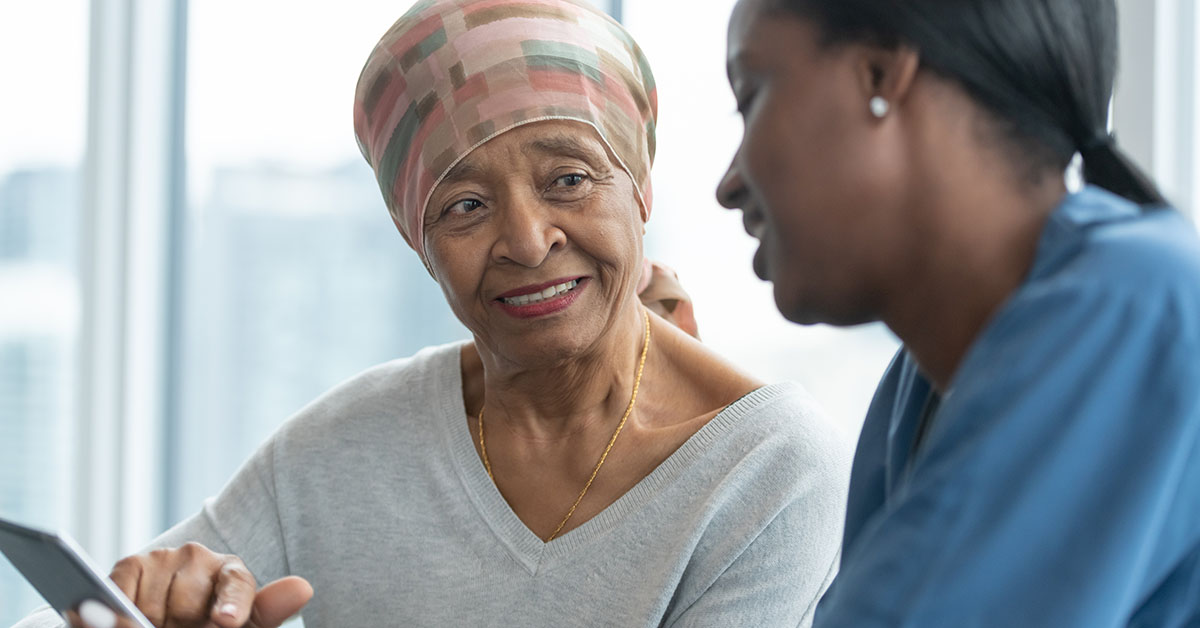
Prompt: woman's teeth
<box><xmin>501</xmin><ymin>279</ymin><xmax>579</xmax><ymax>306</ymax></box>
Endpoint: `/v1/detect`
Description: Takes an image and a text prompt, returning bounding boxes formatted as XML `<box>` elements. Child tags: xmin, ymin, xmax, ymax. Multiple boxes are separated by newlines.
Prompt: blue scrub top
<box><xmin>816</xmin><ymin>186</ymin><xmax>1200</xmax><ymax>626</ymax></box>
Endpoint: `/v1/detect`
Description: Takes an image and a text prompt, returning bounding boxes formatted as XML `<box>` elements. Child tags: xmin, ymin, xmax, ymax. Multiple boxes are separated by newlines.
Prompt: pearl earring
<box><xmin>869</xmin><ymin>96</ymin><xmax>890</xmax><ymax>118</ymax></box>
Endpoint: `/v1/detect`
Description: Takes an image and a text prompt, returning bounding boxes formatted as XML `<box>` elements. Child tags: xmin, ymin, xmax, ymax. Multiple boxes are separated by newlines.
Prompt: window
<box><xmin>169</xmin><ymin>0</ymin><xmax>468</xmax><ymax>522</ymax></box>
<box><xmin>0</xmin><ymin>3</ymin><xmax>87</xmax><ymax>624</ymax></box>
<box><xmin>1113</xmin><ymin>0</ymin><xmax>1198</xmax><ymax>216</ymax></box>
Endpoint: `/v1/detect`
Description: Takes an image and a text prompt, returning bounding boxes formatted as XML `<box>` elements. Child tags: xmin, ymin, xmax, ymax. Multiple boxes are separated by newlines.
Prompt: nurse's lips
<box><xmin>753</xmin><ymin>240</ymin><xmax>769</xmax><ymax>280</ymax></box>
<box><xmin>742</xmin><ymin>208</ymin><xmax>766</xmax><ymax>240</ymax></box>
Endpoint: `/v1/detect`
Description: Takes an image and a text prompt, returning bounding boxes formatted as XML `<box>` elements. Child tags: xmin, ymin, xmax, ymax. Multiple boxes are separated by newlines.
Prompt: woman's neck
<box><xmin>464</xmin><ymin>305</ymin><xmax>647</xmax><ymax>441</ymax></box>
<box><xmin>883</xmin><ymin>168</ymin><xmax>1067</xmax><ymax>392</ymax></box>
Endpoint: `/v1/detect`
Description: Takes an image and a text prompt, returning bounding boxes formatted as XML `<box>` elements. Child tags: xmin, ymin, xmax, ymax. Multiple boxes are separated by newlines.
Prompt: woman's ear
<box><xmin>856</xmin><ymin>45</ymin><xmax>920</xmax><ymax>116</ymax></box>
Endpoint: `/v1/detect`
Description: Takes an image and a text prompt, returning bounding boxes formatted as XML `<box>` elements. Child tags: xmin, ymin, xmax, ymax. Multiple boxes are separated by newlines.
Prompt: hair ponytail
<box><xmin>775</xmin><ymin>0</ymin><xmax>1169</xmax><ymax>209</ymax></box>
<box><xmin>1079</xmin><ymin>136</ymin><xmax>1168</xmax><ymax>206</ymax></box>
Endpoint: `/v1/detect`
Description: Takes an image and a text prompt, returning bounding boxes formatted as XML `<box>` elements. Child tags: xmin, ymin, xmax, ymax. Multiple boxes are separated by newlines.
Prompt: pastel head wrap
<box><xmin>353</xmin><ymin>0</ymin><xmax>658</xmax><ymax>269</ymax></box>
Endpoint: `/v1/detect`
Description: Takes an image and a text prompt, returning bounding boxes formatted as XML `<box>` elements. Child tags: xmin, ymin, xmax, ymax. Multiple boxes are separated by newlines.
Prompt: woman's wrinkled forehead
<box><xmin>353</xmin><ymin>0</ymin><xmax>658</xmax><ymax>269</ymax></box>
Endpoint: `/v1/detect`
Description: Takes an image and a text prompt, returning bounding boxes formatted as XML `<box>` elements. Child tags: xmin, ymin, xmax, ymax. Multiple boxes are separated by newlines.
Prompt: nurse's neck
<box><xmin>883</xmin><ymin>160</ymin><xmax>1067</xmax><ymax>393</ymax></box>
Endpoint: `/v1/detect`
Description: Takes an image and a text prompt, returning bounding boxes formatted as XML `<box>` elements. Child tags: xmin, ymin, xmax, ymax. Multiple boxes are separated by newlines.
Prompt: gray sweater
<box><xmin>16</xmin><ymin>342</ymin><xmax>851</xmax><ymax>627</ymax></box>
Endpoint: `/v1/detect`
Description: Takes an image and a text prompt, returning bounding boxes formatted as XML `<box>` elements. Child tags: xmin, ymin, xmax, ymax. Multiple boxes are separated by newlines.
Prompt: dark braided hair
<box><xmin>772</xmin><ymin>0</ymin><xmax>1167</xmax><ymax>206</ymax></box>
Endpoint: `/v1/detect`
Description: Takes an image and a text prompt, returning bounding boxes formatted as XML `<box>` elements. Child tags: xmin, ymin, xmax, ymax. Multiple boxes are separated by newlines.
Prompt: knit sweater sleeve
<box><xmin>665</xmin><ymin>388</ymin><xmax>852</xmax><ymax>627</ymax></box>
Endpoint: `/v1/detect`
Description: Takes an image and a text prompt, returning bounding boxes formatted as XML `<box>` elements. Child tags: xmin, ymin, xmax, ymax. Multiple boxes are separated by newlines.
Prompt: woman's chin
<box><xmin>494</xmin><ymin>328</ymin><xmax>599</xmax><ymax>368</ymax></box>
<box><xmin>476</xmin><ymin>285</ymin><xmax>631</xmax><ymax>368</ymax></box>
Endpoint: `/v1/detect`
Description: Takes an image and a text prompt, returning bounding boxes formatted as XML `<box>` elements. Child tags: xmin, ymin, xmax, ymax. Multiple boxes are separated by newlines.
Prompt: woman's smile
<box><xmin>494</xmin><ymin>276</ymin><xmax>590</xmax><ymax>318</ymax></box>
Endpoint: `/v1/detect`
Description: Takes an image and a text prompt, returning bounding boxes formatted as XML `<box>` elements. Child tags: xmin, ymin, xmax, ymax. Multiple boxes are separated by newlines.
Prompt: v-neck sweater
<box><xmin>17</xmin><ymin>341</ymin><xmax>851</xmax><ymax>628</ymax></box>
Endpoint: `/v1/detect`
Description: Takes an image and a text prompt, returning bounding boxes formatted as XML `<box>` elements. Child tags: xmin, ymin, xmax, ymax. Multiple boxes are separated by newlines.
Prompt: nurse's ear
<box><xmin>854</xmin><ymin>45</ymin><xmax>920</xmax><ymax>120</ymax></box>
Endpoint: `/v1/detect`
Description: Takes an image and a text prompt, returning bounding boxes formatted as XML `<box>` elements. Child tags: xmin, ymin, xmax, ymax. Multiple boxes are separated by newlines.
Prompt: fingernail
<box><xmin>219</xmin><ymin>602</ymin><xmax>238</xmax><ymax>617</ymax></box>
<box><xmin>79</xmin><ymin>600</ymin><xmax>116</xmax><ymax>628</ymax></box>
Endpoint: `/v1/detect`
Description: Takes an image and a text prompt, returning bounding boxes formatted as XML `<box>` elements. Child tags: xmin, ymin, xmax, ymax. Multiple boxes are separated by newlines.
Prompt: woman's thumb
<box><xmin>249</xmin><ymin>576</ymin><xmax>313</xmax><ymax>628</ymax></box>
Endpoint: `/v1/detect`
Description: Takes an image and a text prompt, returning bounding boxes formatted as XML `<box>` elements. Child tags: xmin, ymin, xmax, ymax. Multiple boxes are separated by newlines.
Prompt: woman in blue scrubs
<box><xmin>717</xmin><ymin>0</ymin><xmax>1200</xmax><ymax>624</ymax></box>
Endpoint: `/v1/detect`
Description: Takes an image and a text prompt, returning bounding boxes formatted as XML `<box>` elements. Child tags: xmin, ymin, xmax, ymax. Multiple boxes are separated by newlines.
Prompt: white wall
<box><xmin>1114</xmin><ymin>0</ymin><xmax>1197</xmax><ymax>215</ymax></box>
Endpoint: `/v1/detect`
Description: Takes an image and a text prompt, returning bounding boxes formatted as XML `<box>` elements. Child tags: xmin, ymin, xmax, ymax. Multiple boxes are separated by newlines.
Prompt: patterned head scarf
<box><xmin>353</xmin><ymin>0</ymin><xmax>658</xmax><ymax>269</ymax></box>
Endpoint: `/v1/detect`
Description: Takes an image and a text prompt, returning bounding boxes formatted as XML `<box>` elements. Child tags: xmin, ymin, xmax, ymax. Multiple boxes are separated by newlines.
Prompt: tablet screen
<box><xmin>0</xmin><ymin>517</ymin><xmax>154</xmax><ymax>628</ymax></box>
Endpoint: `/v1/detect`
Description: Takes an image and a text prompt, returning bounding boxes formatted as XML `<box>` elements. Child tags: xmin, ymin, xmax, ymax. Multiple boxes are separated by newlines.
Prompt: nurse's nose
<box><xmin>716</xmin><ymin>153</ymin><xmax>749</xmax><ymax>210</ymax></box>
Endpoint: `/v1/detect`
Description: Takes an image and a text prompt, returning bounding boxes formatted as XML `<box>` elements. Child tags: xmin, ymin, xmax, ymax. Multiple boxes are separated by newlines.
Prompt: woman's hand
<box><xmin>637</xmin><ymin>258</ymin><xmax>699</xmax><ymax>338</ymax></box>
<box><xmin>66</xmin><ymin>542</ymin><xmax>312</xmax><ymax>628</ymax></box>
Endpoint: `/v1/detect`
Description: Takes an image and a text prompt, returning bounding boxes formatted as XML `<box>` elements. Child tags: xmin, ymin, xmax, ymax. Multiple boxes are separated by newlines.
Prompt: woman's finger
<box><xmin>77</xmin><ymin>601</ymin><xmax>115</xmax><ymax>628</ymax></box>
<box><xmin>108</xmin><ymin>557</ymin><xmax>143</xmax><ymax>604</ymax></box>
<box><xmin>163</xmin><ymin>559</ymin><xmax>223</xmax><ymax>627</ymax></box>
<box><xmin>636</xmin><ymin>259</ymin><xmax>699</xmax><ymax>338</ymax></box>
<box><xmin>247</xmin><ymin>576</ymin><xmax>313</xmax><ymax>628</ymax></box>
<box><xmin>67</xmin><ymin>602</ymin><xmax>153</xmax><ymax>628</ymax></box>
<box><xmin>207</xmin><ymin>559</ymin><xmax>258</xmax><ymax>628</ymax></box>
<box><xmin>132</xmin><ymin>549</ymin><xmax>178</xmax><ymax>626</ymax></box>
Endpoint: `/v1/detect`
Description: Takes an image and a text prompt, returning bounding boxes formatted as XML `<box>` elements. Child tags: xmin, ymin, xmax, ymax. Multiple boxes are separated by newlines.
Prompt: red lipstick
<box><xmin>494</xmin><ymin>277</ymin><xmax>588</xmax><ymax>319</ymax></box>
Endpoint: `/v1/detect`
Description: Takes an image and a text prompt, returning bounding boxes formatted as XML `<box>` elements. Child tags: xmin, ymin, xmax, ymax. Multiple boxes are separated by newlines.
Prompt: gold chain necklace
<box><xmin>478</xmin><ymin>308</ymin><xmax>651</xmax><ymax>542</ymax></box>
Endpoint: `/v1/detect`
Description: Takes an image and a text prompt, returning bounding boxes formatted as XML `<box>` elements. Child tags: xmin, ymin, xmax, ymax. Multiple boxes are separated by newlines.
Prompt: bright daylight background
<box><xmin>1</xmin><ymin>0</ymin><xmax>1196</xmax><ymax>624</ymax></box>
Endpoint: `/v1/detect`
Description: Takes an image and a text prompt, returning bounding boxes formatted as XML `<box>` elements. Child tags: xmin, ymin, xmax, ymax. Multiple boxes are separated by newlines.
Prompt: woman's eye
<box><xmin>553</xmin><ymin>173</ymin><xmax>587</xmax><ymax>188</ymax></box>
<box><xmin>446</xmin><ymin>198</ymin><xmax>483</xmax><ymax>215</ymax></box>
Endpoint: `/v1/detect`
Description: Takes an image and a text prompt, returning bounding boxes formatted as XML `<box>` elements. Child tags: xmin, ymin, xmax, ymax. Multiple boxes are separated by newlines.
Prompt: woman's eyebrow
<box><xmin>525</xmin><ymin>134</ymin><xmax>608</xmax><ymax>167</ymax></box>
<box><xmin>441</xmin><ymin>159</ymin><xmax>486</xmax><ymax>187</ymax></box>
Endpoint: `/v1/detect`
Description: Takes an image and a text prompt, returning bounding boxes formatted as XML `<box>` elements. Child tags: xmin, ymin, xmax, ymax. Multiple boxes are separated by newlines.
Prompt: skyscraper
<box><xmin>0</xmin><ymin>167</ymin><xmax>80</xmax><ymax>625</ymax></box>
<box><xmin>170</xmin><ymin>160</ymin><xmax>467</xmax><ymax>522</ymax></box>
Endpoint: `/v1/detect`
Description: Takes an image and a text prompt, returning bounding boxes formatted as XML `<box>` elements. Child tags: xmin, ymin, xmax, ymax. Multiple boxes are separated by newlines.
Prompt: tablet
<box><xmin>0</xmin><ymin>516</ymin><xmax>155</xmax><ymax>628</ymax></box>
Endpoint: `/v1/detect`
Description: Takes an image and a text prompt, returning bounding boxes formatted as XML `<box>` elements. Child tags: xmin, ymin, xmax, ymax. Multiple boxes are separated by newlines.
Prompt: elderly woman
<box><xmin>20</xmin><ymin>2</ymin><xmax>851</xmax><ymax>627</ymax></box>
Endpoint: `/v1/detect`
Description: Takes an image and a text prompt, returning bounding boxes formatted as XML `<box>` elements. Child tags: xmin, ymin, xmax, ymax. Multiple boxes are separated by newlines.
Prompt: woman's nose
<box><xmin>716</xmin><ymin>158</ymin><xmax>748</xmax><ymax>210</ymax></box>
<box><xmin>493</xmin><ymin>198</ymin><xmax>566</xmax><ymax>267</ymax></box>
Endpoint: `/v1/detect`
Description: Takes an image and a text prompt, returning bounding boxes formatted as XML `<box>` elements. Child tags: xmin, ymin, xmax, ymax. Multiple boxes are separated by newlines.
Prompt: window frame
<box><xmin>74</xmin><ymin>0</ymin><xmax>187</xmax><ymax>567</ymax></box>
<box><xmin>1113</xmin><ymin>0</ymin><xmax>1196</xmax><ymax>215</ymax></box>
